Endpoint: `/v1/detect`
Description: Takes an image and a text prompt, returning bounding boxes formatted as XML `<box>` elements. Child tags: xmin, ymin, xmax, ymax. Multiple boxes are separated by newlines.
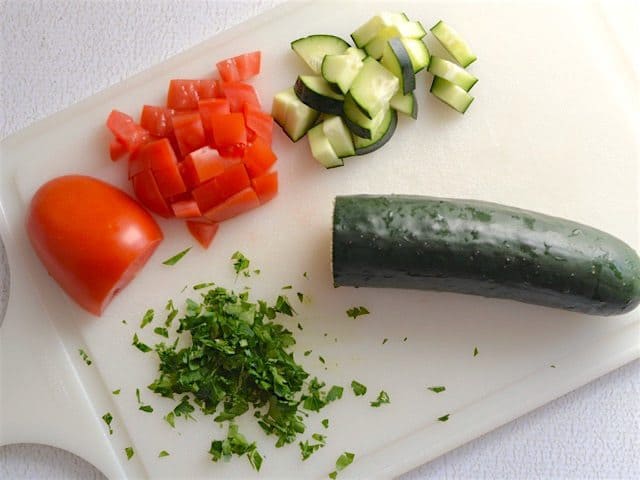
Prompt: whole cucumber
<box><xmin>332</xmin><ymin>195</ymin><xmax>640</xmax><ymax>316</ymax></box>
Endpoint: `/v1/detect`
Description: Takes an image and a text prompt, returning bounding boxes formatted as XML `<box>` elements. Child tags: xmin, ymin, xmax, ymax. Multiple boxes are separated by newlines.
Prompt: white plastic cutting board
<box><xmin>1</xmin><ymin>1</ymin><xmax>638</xmax><ymax>479</ymax></box>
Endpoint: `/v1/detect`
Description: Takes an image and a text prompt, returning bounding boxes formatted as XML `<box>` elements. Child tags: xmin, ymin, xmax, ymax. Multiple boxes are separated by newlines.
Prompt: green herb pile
<box><xmin>142</xmin><ymin>262</ymin><xmax>344</xmax><ymax>471</ymax></box>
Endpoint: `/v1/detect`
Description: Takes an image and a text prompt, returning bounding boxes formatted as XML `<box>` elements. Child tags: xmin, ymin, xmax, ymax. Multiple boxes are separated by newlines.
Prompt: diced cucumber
<box><xmin>400</xmin><ymin>38</ymin><xmax>430</xmax><ymax>73</ymax></box>
<box><xmin>349</xmin><ymin>57</ymin><xmax>399</xmax><ymax>119</ymax></box>
<box><xmin>322</xmin><ymin>116</ymin><xmax>355</xmax><ymax>157</ymax></box>
<box><xmin>389</xmin><ymin>91</ymin><xmax>417</xmax><ymax>119</ymax></box>
<box><xmin>430</xmin><ymin>21</ymin><xmax>477</xmax><ymax>67</ymax></box>
<box><xmin>307</xmin><ymin>123</ymin><xmax>344</xmax><ymax>168</ymax></box>
<box><xmin>294</xmin><ymin>75</ymin><xmax>344</xmax><ymax>115</ymax></box>
<box><xmin>272</xmin><ymin>87</ymin><xmax>320</xmax><ymax>142</ymax></box>
<box><xmin>428</xmin><ymin>56</ymin><xmax>478</xmax><ymax>91</ymax></box>
<box><xmin>345</xmin><ymin>47</ymin><xmax>367</xmax><ymax>60</ymax></box>
<box><xmin>430</xmin><ymin>76</ymin><xmax>474</xmax><ymax>113</ymax></box>
<box><xmin>321</xmin><ymin>50</ymin><xmax>365</xmax><ymax>94</ymax></box>
<box><xmin>343</xmin><ymin>92</ymin><xmax>388</xmax><ymax>139</ymax></box>
<box><xmin>291</xmin><ymin>34</ymin><xmax>350</xmax><ymax>73</ymax></box>
<box><xmin>353</xmin><ymin>108</ymin><xmax>397</xmax><ymax>155</ymax></box>
<box><xmin>351</xmin><ymin>12</ymin><xmax>409</xmax><ymax>47</ymax></box>
<box><xmin>381</xmin><ymin>38</ymin><xmax>415</xmax><ymax>95</ymax></box>
<box><xmin>363</xmin><ymin>21</ymin><xmax>427</xmax><ymax>59</ymax></box>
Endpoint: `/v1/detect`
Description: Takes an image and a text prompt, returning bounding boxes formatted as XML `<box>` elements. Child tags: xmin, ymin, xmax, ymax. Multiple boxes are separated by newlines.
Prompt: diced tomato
<box><xmin>132</xmin><ymin>170</ymin><xmax>173</xmax><ymax>217</ymax></box>
<box><xmin>216</xmin><ymin>51</ymin><xmax>261</xmax><ymax>82</ymax></box>
<box><xmin>183</xmin><ymin>146</ymin><xmax>226</xmax><ymax>185</ymax></box>
<box><xmin>167</xmin><ymin>79</ymin><xmax>201</xmax><ymax>110</ymax></box>
<box><xmin>140</xmin><ymin>105</ymin><xmax>174</xmax><ymax>138</ymax></box>
<box><xmin>242</xmin><ymin>138</ymin><xmax>277</xmax><ymax>178</ymax></box>
<box><xmin>251</xmin><ymin>171</ymin><xmax>278</xmax><ymax>204</ymax></box>
<box><xmin>191</xmin><ymin>163</ymin><xmax>250</xmax><ymax>212</ymax></box>
<box><xmin>171</xmin><ymin>199</ymin><xmax>201</xmax><ymax>219</ymax></box>
<box><xmin>178</xmin><ymin>161</ymin><xmax>198</xmax><ymax>190</ymax></box>
<box><xmin>198</xmin><ymin>98</ymin><xmax>230</xmax><ymax>144</ymax></box>
<box><xmin>203</xmin><ymin>188</ymin><xmax>260</xmax><ymax>222</ymax></box>
<box><xmin>128</xmin><ymin>138</ymin><xmax>177</xmax><ymax>179</ymax></box>
<box><xmin>186</xmin><ymin>220</ymin><xmax>219</xmax><ymax>249</ymax></box>
<box><xmin>153</xmin><ymin>163</ymin><xmax>187</xmax><ymax>198</ymax></box>
<box><xmin>109</xmin><ymin>138</ymin><xmax>127</xmax><ymax>161</ymax></box>
<box><xmin>173</xmin><ymin>112</ymin><xmax>207</xmax><ymax>156</ymax></box>
<box><xmin>221</xmin><ymin>82</ymin><xmax>260</xmax><ymax>112</ymax></box>
<box><xmin>107</xmin><ymin>110</ymin><xmax>150</xmax><ymax>152</ymax></box>
<box><xmin>243</xmin><ymin>103</ymin><xmax>273</xmax><ymax>145</ymax></box>
<box><xmin>198</xmin><ymin>79</ymin><xmax>222</xmax><ymax>100</ymax></box>
<box><xmin>211</xmin><ymin>112</ymin><xmax>247</xmax><ymax>148</ymax></box>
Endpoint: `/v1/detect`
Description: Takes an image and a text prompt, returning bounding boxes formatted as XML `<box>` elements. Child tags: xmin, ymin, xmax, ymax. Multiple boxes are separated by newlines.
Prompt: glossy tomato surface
<box><xmin>26</xmin><ymin>175</ymin><xmax>163</xmax><ymax>316</ymax></box>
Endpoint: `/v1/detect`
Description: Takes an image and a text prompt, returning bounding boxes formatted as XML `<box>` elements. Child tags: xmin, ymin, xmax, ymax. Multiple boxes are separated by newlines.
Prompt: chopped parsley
<box><xmin>346</xmin><ymin>306</ymin><xmax>369</xmax><ymax>319</ymax></box>
<box><xmin>297</xmin><ymin>292</ymin><xmax>305</xmax><ymax>303</ymax></box>
<box><xmin>370</xmin><ymin>390</ymin><xmax>390</xmax><ymax>407</ymax></box>
<box><xmin>139</xmin><ymin>405</ymin><xmax>154</xmax><ymax>413</ymax></box>
<box><xmin>321</xmin><ymin>418</ymin><xmax>329</xmax><ymax>428</ymax></box>
<box><xmin>112</xmin><ymin>389</ymin><xmax>121</xmax><ymax>395</ymax></box>
<box><xmin>403</xmin><ymin>336</ymin><xmax>408</xmax><ymax>342</ymax></box>
<box><xmin>102</xmin><ymin>412</ymin><xmax>113</xmax><ymax>435</ymax></box>
<box><xmin>282</xmin><ymin>285</ymin><xmax>292</xmax><ymax>290</ymax></box>
<box><xmin>158</xmin><ymin>450</ymin><xmax>169</xmax><ymax>458</ymax></box>
<box><xmin>297</xmin><ymin>323</ymin><xmax>303</xmax><ymax>331</ymax></box>
<box><xmin>164</xmin><ymin>412</ymin><xmax>176</xmax><ymax>428</ymax></box>
<box><xmin>473</xmin><ymin>347</ymin><xmax>479</xmax><ymax>357</ymax></box>
<box><xmin>209</xmin><ymin>424</ymin><xmax>262</xmax><ymax>471</ymax></box>
<box><xmin>350</xmin><ymin>380</ymin><xmax>367</xmax><ymax>396</ymax></box>
<box><xmin>319</xmin><ymin>356</ymin><xmax>325</xmax><ymax>364</ymax></box>
<box><xmin>78</xmin><ymin>349</ymin><xmax>92</xmax><ymax>366</ymax></box>
<box><xmin>125</xmin><ymin>447</ymin><xmax>134</xmax><ymax>460</ymax></box>
<box><xmin>382</xmin><ymin>338</ymin><xmax>388</xmax><ymax>345</ymax></box>
<box><xmin>231</xmin><ymin>251</ymin><xmax>251</xmax><ymax>276</ymax></box>
<box><xmin>329</xmin><ymin>451</ymin><xmax>355</xmax><ymax>478</ymax></box>
<box><xmin>140</xmin><ymin>309</ymin><xmax>154</xmax><ymax>328</ymax></box>
<box><xmin>550</xmin><ymin>364</ymin><xmax>556</xmax><ymax>368</ymax></box>
<box><xmin>193</xmin><ymin>282</ymin><xmax>215</xmax><ymax>290</ymax></box>
<box><xmin>121</xmin><ymin>319</ymin><xmax>127</xmax><ymax>325</ymax></box>
<box><xmin>162</xmin><ymin>247</ymin><xmax>191</xmax><ymax>266</ymax></box>
<box><xmin>132</xmin><ymin>333</ymin><xmax>151</xmax><ymax>353</ymax></box>
<box><xmin>438</xmin><ymin>413</ymin><xmax>450</xmax><ymax>422</ymax></box>
<box><xmin>274</xmin><ymin>295</ymin><xmax>295</xmax><ymax>316</ymax></box>
<box><xmin>135</xmin><ymin>388</ymin><xmax>141</xmax><ymax>404</ymax></box>
<box><xmin>299</xmin><ymin>433</ymin><xmax>326</xmax><ymax>460</ymax></box>
<box><xmin>428</xmin><ymin>386</ymin><xmax>446</xmax><ymax>393</ymax></box>
<box><xmin>154</xmin><ymin>327</ymin><xmax>169</xmax><ymax>338</ymax></box>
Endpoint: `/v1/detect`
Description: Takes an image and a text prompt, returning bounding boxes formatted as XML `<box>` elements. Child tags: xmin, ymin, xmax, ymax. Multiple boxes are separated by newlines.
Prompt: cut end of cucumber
<box><xmin>308</xmin><ymin>123</ymin><xmax>344</xmax><ymax>168</ymax></box>
<box><xmin>389</xmin><ymin>91</ymin><xmax>417</xmax><ymax>119</ymax></box>
<box><xmin>272</xmin><ymin>87</ymin><xmax>320</xmax><ymax>142</ymax></box>
<box><xmin>322</xmin><ymin>116</ymin><xmax>355</xmax><ymax>158</ymax></box>
<box><xmin>321</xmin><ymin>50</ymin><xmax>365</xmax><ymax>95</ymax></box>
<box><xmin>428</xmin><ymin>56</ymin><xmax>478</xmax><ymax>91</ymax></box>
<box><xmin>291</xmin><ymin>34</ymin><xmax>350</xmax><ymax>73</ymax></box>
<box><xmin>349</xmin><ymin>57</ymin><xmax>399</xmax><ymax>119</ymax></box>
<box><xmin>430</xmin><ymin>20</ymin><xmax>477</xmax><ymax>68</ymax></box>
<box><xmin>430</xmin><ymin>76</ymin><xmax>474</xmax><ymax>114</ymax></box>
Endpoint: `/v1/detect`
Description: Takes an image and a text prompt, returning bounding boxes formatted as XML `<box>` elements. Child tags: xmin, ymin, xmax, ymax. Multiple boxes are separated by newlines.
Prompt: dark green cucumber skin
<box><xmin>332</xmin><ymin>195</ymin><xmax>640</xmax><ymax>316</ymax></box>
<box><xmin>353</xmin><ymin>109</ymin><xmax>398</xmax><ymax>155</ymax></box>
<box><xmin>388</xmin><ymin>38</ymin><xmax>416</xmax><ymax>95</ymax></box>
<box><xmin>294</xmin><ymin>77</ymin><xmax>343</xmax><ymax>115</ymax></box>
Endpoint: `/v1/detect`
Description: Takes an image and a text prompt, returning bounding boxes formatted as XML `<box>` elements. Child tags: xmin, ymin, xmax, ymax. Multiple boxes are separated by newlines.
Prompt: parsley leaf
<box><xmin>231</xmin><ymin>251</ymin><xmax>250</xmax><ymax>276</ymax></box>
<box><xmin>428</xmin><ymin>386</ymin><xmax>446</xmax><ymax>393</ymax></box>
<box><xmin>209</xmin><ymin>424</ymin><xmax>262</xmax><ymax>471</ymax></box>
<box><xmin>125</xmin><ymin>447</ymin><xmax>134</xmax><ymax>460</ymax></box>
<box><xmin>165</xmin><ymin>299</ymin><xmax>178</xmax><ymax>327</ymax></box>
<box><xmin>102</xmin><ymin>412</ymin><xmax>113</xmax><ymax>435</ymax></box>
<box><xmin>112</xmin><ymin>389</ymin><xmax>121</xmax><ymax>395</ymax></box>
<box><xmin>164</xmin><ymin>411</ymin><xmax>176</xmax><ymax>428</ymax></box>
<box><xmin>350</xmin><ymin>380</ymin><xmax>367</xmax><ymax>396</ymax></box>
<box><xmin>274</xmin><ymin>295</ymin><xmax>295</xmax><ymax>316</ymax></box>
<box><xmin>438</xmin><ymin>413</ymin><xmax>450</xmax><ymax>422</ymax></box>
<box><xmin>193</xmin><ymin>282</ymin><xmax>215</xmax><ymax>290</ymax></box>
<box><xmin>282</xmin><ymin>285</ymin><xmax>292</xmax><ymax>290</ymax></box>
<box><xmin>78</xmin><ymin>349</ymin><xmax>92</xmax><ymax>366</ymax></box>
<box><xmin>297</xmin><ymin>292</ymin><xmax>305</xmax><ymax>303</ymax></box>
<box><xmin>139</xmin><ymin>405</ymin><xmax>154</xmax><ymax>413</ymax></box>
<box><xmin>162</xmin><ymin>247</ymin><xmax>191</xmax><ymax>266</ymax></box>
<box><xmin>370</xmin><ymin>390</ymin><xmax>390</xmax><ymax>407</ymax></box>
<box><xmin>319</xmin><ymin>356</ymin><xmax>325</xmax><ymax>364</ymax></box>
<box><xmin>299</xmin><ymin>433</ymin><xmax>326</xmax><ymax>460</ymax></box>
<box><xmin>382</xmin><ymin>338</ymin><xmax>388</xmax><ymax>345</ymax></box>
<box><xmin>346</xmin><ymin>306</ymin><xmax>369</xmax><ymax>319</ymax></box>
<box><xmin>330</xmin><ymin>451</ymin><xmax>355</xmax><ymax>478</ymax></box>
<box><xmin>154</xmin><ymin>327</ymin><xmax>169</xmax><ymax>338</ymax></box>
<box><xmin>473</xmin><ymin>347</ymin><xmax>479</xmax><ymax>357</ymax></box>
<box><xmin>132</xmin><ymin>333</ymin><xmax>151</xmax><ymax>353</ymax></box>
<box><xmin>322</xmin><ymin>418</ymin><xmax>329</xmax><ymax>429</ymax></box>
<box><xmin>158</xmin><ymin>450</ymin><xmax>169</xmax><ymax>458</ymax></box>
<box><xmin>326</xmin><ymin>386</ymin><xmax>343</xmax><ymax>402</ymax></box>
<box><xmin>304</xmin><ymin>350</ymin><xmax>312</xmax><ymax>356</ymax></box>
<box><xmin>135</xmin><ymin>388</ymin><xmax>141</xmax><ymax>404</ymax></box>
<box><xmin>140</xmin><ymin>309</ymin><xmax>154</xmax><ymax>328</ymax></box>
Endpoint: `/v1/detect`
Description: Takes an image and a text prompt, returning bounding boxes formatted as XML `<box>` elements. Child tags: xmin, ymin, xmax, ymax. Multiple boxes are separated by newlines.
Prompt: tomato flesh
<box><xmin>109</xmin><ymin>138</ymin><xmax>127</xmax><ymax>161</ymax></box>
<box><xmin>242</xmin><ymin>137</ymin><xmax>277</xmax><ymax>178</ymax></box>
<box><xmin>186</xmin><ymin>220</ymin><xmax>219</xmax><ymax>249</ymax></box>
<box><xmin>251</xmin><ymin>171</ymin><xmax>278</xmax><ymax>204</ymax></box>
<box><xmin>211</xmin><ymin>112</ymin><xmax>247</xmax><ymax>147</ymax></box>
<box><xmin>140</xmin><ymin>105</ymin><xmax>174</xmax><ymax>137</ymax></box>
<box><xmin>217</xmin><ymin>51</ymin><xmax>261</xmax><ymax>82</ymax></box>
<box><xmin>183</xmin><ymin>146</ymin><xmax>226</xmax><ymax>185</ymax></box>
<box><xmin>203</xmin><ymin>187</ymin><xmax>260</xmax><ymax>222</ymax></box>
<box><xmin>27</xmin><ymin>175</ymin><xmax>163</xmax><ymax>316</ymax></box>
<box><xmin>243</xmin><ymin>103</ymin><xmax>273</xmax><ymax>145</ymax></box>
<box><xmin>221</xmin><ymin>82</ymin><xmax>260</xmax><ymax>112</ymax></box>
<box><xmin>198</xmin><ymin>98</ymin><xmax>230</xmax><ymax>145</ymax></box>
<box><xmin>171</xmin><ymin>199</ymin><xmax>202</xmax><ymax>218</ymax></box>
<box><xmin>173</xmin><ymin>112</ymin><xmax>207</xmax><ymax>156</ymax></box>
<box><xmin>167</xmin><ymin>79</ymin><xmax>201</xmax><ymax>110</ymax></box>
<box><xmin>132</xmin><ymin>169</ymin><xmax>173</xmax><ymax>218</ymax></box>
<box><xmin>107</xmin><ymin>110</ymin><xmax>149</xmax><ymax>152</ymax></box>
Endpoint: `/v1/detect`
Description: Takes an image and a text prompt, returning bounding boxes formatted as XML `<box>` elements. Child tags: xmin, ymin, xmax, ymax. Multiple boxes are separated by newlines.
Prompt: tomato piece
<box><xmin>173</xmin><ymin>112</ymin><xmax>207</xmax><ymax>156</ymax></box>
<box><xmin>242</xmin><ymin>137</ymin><xmax>277</xmax><ymax>178</ymax></box>
<box><xmin>217</xmin><ymin>51</ymin><xmax>261</xmax><ymax>82</ymax></box>
<box><xmin>109</xmin><ymin>138</ymin><xmax>127</xmax><ymax>161</ymax></box>
<box><xmin>167</xmin><ymin>79</ymin><xmax>201</xmax><ymax>110</ymax></box>
<box><xmin>203</xmin><ymin>188</ymin><xmax>260</xmax><ymax>222</ymax></box>
<box><xmin>243</xmin><ymin>103</ymin><xmax>273</xmax><ymax>145</ymax></box>
<box><xmin>198</xmin><ymin>79</ymin><xmax>222</xmax><ymax>100</ymax></box>
<box><xmin>27</xmin><ymin>175</ymin><xmax>163</xmax><ymax>316</ymax></box>
<box><xmin>132</xmin><ymin>169</ymin><xmax>173</xmax><ymax>217</ymax></box>
<box><xmin>140</xmin><ymin>105</ymin><xmax>174</xmax><ymax>138</ymax></box>
<box><xmin>198</xmin><ymin>98</ymin><xmax>230</xmax><ymax>145</ymax></box>
<box><xmin>128</xmin><ymin>138</ymin><xmax>178</xmax><ymax>179</ymax></box>
<box><xmin>186</xmin><ymin>220</ymin><xmax>219</xmax><ymax>249</ymax></box>
<box><xmin>211</xmin><ymin>112</ymin><xmax>247</xmax><ymax>148</ymax></box>
<box><xmin>183</xmin><ymin>146</ymin><xmax>226</xmax><ymax>185</ymax></box>
<box><xmin>191</xmin><ymin>163</ymin><xmax>250</xmax><ymax>212</ymax></box>
<box><xmin>153</xmin><ymin>163</ymin><xmax>187</xmax><ymax>198</ymax></box>
<box><xmin>106</xmin><ymin>110</ymin><xmax>150</xmax><ymax>153</ymax></box>
<box><xmin>171</xmin><ymin>199</ymin><xmax>202</xmax><ymax>218</ymax></box>
<box><xmin>251</xmin><ymin>171</ymin><xmax>278</xmax><ymax>204</ymax></box>
<box><xmin>221</xmin><ymin>82</ymin><xmax>260</xmax><ymax>112</ymax></box>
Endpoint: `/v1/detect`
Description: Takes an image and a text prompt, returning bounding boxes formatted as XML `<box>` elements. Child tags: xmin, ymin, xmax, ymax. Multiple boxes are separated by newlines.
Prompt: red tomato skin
<box><xmin>183</xmin><ymin>146</ymin><xmax>226</xmax><ymax>185</ymax></box>
<box><xmin>242</xmin><ymin>137</ymin><xmax>277</xmax><ymax>178</ymax></box>
<box><xmin>197</xmin><ymin>79</ymin><xmax>222</xmax><ymax>99</ymax></box>
<box><xmin>203</xmin><ymin>187</ymin><xmax>260</xmax><ymax>222</ymax></box>
<box><xmin>140</xmin><ymin>105</ymin><xmax>175</xmax><ymax>137</ymax></box>
<box><xmin>153</xmin><ymin>163</ymin><xmax>187</xmax><ymax>198</ymax></box>
<box><xmin>243</xmin><ymin>103</ymin><xmax>273</xmax><ymax>145</ymax></box>
<box><xmin>132</xmin><ymin>169</ymin><xmax>173</xmax><ymax>218</ymax></box>
<box><xmin>198</xmin><ymin>98</ymin><xmax>230</xmax><ymax>145</ymax></box>
<box><xmin>172</xmin><ymin>112</ymin><xmax>207</xmax><ymax>156</ymax></box>
<box><xmin>107</xmin><ymin>110</ymin><xmax>150</xmax><ymax>152</ymax></box>
<box><xmin>186</xmin><ymin>220</ymin><xmax>219</xmax><ymax>249</ymax></box>
<box><xmin>217</xmin><ymin>51</ymin><xmax>261</xmax><ymax>82</ymax></box>
<box><xmin>167</xmin><ymin>80</ymin><xmax>201</xmax><ymax>110</ymax></box>
<box><xmin>251</xmin><ymin>171</ymin><xmax>278</xmax><ymax>204</ymax></box>
<box><xmin>109</xmin><ymin>138</ymin><xmax>127</xmax><ymax>161</ymax></box>
<box><xmin>171</xmin><ymin>199</ymin><xmax>202</xmax><ymax>218</ymax></box>
<box><xmin>221</xmin><ymin>82</ymin><xmax>260</xmax><ymax>112</ymax></box>
<box><xmin>26</xmin><ymin>175</ymin><xmax>163</xmax><ymax>316</ymax></box>
<box><xmin>211</xmin><ymin>112</ymin><xmax>247</xmax><ymax>147</ymax></box>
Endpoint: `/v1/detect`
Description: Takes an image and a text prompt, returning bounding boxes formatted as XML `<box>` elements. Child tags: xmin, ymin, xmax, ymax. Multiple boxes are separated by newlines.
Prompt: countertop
<box><xmin>1</xmin><ymin>1</ymin><xmax>638</xmax><ymax>478</ymax></box>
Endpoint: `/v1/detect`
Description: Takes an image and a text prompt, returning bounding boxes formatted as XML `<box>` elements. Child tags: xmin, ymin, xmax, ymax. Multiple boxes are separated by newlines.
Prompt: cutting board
<box><xmin>1</xmin><ymin>1</ymin><xmax>638</xmax><ymax>479</ymax></box>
